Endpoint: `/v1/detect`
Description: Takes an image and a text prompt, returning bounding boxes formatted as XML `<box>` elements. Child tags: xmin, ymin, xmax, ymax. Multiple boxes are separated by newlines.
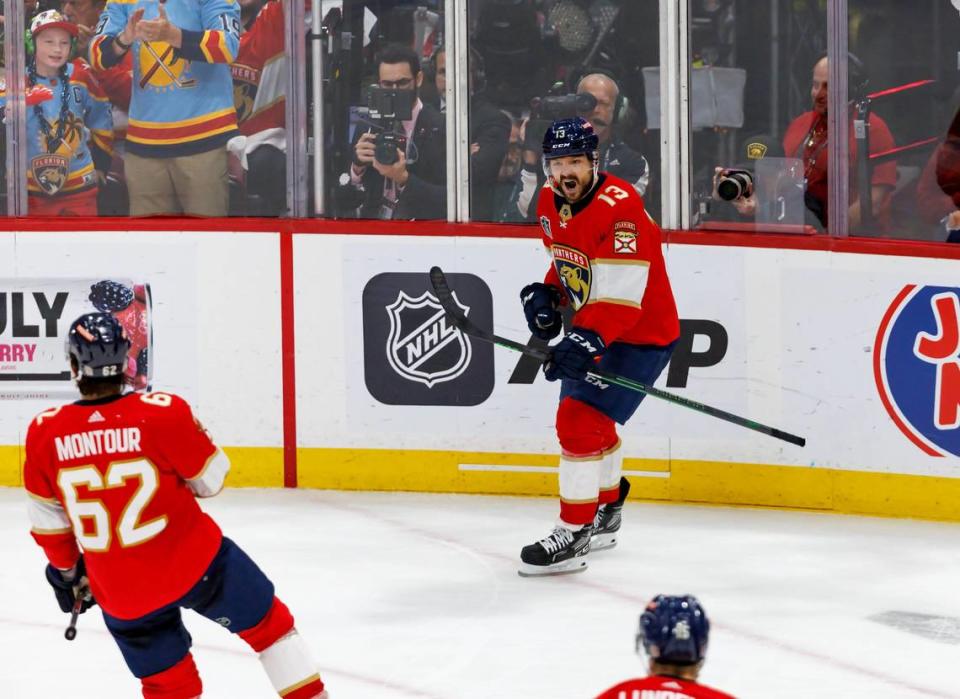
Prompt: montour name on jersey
<box><xmin>54</xmin><ymin>428</ymin><xmax>142</xmax><ymax>461</ymax></box>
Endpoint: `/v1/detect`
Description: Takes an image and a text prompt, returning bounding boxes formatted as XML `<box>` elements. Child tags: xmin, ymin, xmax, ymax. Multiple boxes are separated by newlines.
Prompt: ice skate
<box><xmin>518</xmin><ymin>524</ymin><xmax>591</xmax><ymax>576</ymax></box>
<box><xmin>592</xmin><ymin>477</ymin><xmax>631</xmax><ymax>551</ymax></box>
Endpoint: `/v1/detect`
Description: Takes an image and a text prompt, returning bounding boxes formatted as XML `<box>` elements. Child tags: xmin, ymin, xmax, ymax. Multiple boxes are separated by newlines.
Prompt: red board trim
<box><xmin>279</xmin><ymin>230</ymin><xmax>298</xmax><ymax>486</ymax></box>
<box><xmin>1</xmin><ymin>216</ymin><xmax>957</xmax><ymax>259</ymax></box>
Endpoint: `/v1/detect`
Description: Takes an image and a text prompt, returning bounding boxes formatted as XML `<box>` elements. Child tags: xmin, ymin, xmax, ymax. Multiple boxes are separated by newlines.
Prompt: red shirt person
<box><xmin>732</xmin><ymin>56</ymin><xmax>897</xmax><ymax>233</ymax></box>
<box><xmin>595</xmin><ymin>595</ymin><xmax>736</xmax><ymax>699</ymax></box>
<box><xmin>25</xmin><ymin>313</ymin><xmax>327</xmax><ymax>699</ymax></box>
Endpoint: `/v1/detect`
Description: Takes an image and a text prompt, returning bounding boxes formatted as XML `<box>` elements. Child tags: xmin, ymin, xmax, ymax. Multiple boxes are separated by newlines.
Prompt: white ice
<box><xmin>1</xmin><ymin>487</ymin><xmax>959</xmax><ymax>699</ymax></box>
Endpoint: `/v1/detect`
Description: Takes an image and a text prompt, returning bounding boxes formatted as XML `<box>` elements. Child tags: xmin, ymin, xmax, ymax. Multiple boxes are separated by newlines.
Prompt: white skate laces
<box><xmin>539</xmin><ymin>526</ymin><xmax>575</xmax><ymax>554</ymax></box>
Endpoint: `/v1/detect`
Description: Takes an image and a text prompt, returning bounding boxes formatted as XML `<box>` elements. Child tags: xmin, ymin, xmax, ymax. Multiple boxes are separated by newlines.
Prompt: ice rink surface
<box><xmin>2</xmin><ymin>487</ymin><xmax>959</xmax><ymax>699</ymax></box>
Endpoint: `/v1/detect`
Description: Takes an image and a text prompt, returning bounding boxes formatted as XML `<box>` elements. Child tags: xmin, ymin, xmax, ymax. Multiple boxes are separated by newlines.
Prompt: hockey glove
<box><xmin>46</xmin><ymin>557</ymin><xmax>96</xmax><ymax>615</ymax></box>
<box><xmin>520</xmin><ymin>283</ymin><xmax>564</xmax><ymax>341</ymax></box>
<box><xmin>543</xmin><ymin>328</ymin><xmax>606</xmax><ymax>382</ymax></box>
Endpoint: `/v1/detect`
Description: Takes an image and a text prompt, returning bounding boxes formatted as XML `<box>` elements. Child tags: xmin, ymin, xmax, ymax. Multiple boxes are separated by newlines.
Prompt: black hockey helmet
<box><xmin>66</xmin><ymin>313</ymin><xmax>130</xmax><ymax>378</ymax></box>
<box><xmin>636</xmin><ymin>594</ymin><xmax>710</xmax><ymax>666</ymax></box>
<box><xmin>542</xmin><ymin>116</ymin><xmax>599</xmax><ymax>161</ymax></box>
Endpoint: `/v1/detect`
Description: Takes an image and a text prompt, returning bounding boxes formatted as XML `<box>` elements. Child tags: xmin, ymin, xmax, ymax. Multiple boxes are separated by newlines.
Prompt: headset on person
<box><xmin>429</xmin><ymin>46</ymin><xmax>488</xmax><ymax>94</ymax></box>
<box><xmin>573</xmin><ymin>68</ymin><xmax>629</xmax><ymax>125</ymax></box>
<box><xmin>816</xmin><ymin>51</ymin><xmax>869</xmax><ymax>100</ymax></box>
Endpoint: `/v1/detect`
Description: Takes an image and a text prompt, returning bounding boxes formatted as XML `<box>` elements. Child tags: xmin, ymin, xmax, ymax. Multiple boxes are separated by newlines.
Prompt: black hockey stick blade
<box><xmin>429</xmin><ymin>266</ymin><xmax>806</xmax><ymax>447</ymax></box>
<box><xmin>430</xmin><ymin>266</ymin><xmax>551</xmax><ymax>362</ymax></box>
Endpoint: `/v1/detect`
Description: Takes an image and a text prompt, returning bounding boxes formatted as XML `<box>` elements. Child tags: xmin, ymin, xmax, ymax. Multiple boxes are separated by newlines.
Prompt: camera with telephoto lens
<box><xmin>714</xmin><ymin>168</ymin><xmax>754</xmax><ymax>201</ymax></box>
<box><xmin>364</xmin><ymin>85</ymin><xmax>415</xmax><ymax>166</ymax></box>
<box><xmin>531</xmin><ymin>92</ymin><xmax>597</xmax><ymax>121</ymax></box>
<box><xmin>523</xmin><ymin>84</ymin><xmax>599</xmax><ymax>150</ymax></box>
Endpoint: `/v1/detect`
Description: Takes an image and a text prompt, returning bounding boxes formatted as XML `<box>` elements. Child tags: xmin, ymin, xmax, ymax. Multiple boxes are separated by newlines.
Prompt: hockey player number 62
<box><xmin>58</xmin><ymin>459</ymin><xmax>168</xmax><ymax>551</ymax></box>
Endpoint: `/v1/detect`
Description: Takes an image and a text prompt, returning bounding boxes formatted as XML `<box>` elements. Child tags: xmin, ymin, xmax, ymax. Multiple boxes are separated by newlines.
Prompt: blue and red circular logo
<box><xmin>874</xmin><ymin>285</ymin><xmax>960</xmax><ymax>457</ymax></box>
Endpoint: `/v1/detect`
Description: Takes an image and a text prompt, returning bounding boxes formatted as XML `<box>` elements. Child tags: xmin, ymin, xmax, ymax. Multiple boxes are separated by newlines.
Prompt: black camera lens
<box><xmin>716</xmin><ymin>171</ymin><xmax>753</xmax><ymax>201</ymax></box>
<box><xmin>375</xmin><ymin>133</ymin><xmax>399</xmax><ymax>165</ymax></box>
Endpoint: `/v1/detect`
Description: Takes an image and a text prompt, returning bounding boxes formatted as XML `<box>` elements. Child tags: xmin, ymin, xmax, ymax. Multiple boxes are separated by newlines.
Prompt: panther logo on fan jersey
<box><xmin>551</xmin><ymin>244</ymin><xmax>591</xmax><ymax>310</ymax></box>
<box><xmin>232</xmin><ymin>65</ymin><xmax>260</xmax><ymax>124</ymax></box>
<box><xmin>385</xmin><ymin>291</ymin><xmax>472</xmax><ymax>388</ymax></box>
<box><xmin>874</xmin><ymin>284</ymin><xmax>960</xmax><ymax>457</ymax></box>
<box><xmin>31</xmin><ymin>154</ymin><xmax>70</xmax><ymax>195</ymax></box>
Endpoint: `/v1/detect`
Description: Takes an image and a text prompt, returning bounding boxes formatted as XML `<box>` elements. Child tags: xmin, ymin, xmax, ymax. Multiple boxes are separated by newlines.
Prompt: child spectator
<box><xmin>1</xmin><ymin>10</ymin><xmax>114</xmax><ymax>216</ymax></box>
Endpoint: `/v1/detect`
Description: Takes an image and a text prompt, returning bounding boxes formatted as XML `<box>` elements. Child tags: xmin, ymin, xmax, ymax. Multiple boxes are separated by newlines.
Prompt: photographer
<box><xmin>346</xmin><ymin>43</ymin><xmax>446</xmax><ymax>220</ymax></box>
<box><xmin>713</xmin><ymin>55</ymin><xmax>896</xmax><ymax>233</ymax></box>
<box><xmin>504</xmin><ymin>72</ymin><xmax>650</xmax><ymax>222</ymax></box>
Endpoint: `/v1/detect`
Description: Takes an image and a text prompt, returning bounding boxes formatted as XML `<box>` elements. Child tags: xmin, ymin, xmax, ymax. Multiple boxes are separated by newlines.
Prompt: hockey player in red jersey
<box><xmin>595</xmin><ymin>594</ymin><xmax>735</xmax><ymax>699</ymax></box>
<box><xmin>518</xmin><ymin>117</ymin><xmax>679</xmax><ymax>576</ymax></box>
<box><xmin>24</xmin><ymin>313</ymin><xmax>328</xmax><ymax>699</ymax></box>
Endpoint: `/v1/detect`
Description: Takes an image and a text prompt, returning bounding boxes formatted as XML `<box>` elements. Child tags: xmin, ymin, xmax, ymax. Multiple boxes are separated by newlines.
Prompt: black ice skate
<box><xmin>592</xmin><ymin>477</ymin><xmax>631</xmax><ymax>551</ymax></box>
<box><xmin>518</xmin><ymin>524</ymin><xmax>591</xmax><ymax>577</ymax></box>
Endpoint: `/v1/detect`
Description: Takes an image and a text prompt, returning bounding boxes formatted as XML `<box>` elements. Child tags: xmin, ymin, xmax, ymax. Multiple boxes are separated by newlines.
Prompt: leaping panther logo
<box><xmin>551</xmin><ymin>243</ymin><xmax>592</xmax><ymax>310</ymax></box>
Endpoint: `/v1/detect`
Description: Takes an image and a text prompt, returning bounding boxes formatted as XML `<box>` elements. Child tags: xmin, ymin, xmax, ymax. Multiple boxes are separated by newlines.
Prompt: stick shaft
<box><xmin>429</xmin><ymin>267</ymin><xmax>806</xmax><ymax>448</ymax></box>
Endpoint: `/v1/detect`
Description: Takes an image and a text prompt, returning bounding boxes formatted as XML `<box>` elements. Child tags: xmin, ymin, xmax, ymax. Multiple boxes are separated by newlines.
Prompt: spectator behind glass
<box><xmin>91</xmin><ymin>0</ymin><xmax>241</xmax><ymax>217</ymax></box>
<box><xmin>724</xmin><ymin>55</ymin><xmax>897</xmax><ymax>234</ymax></box>
<box><xmin>433</xmin><ymin>46</ymin><xmax>511</xmax><ymax>221</ymax></box>
<box><xmin>0</xmin><ymin>0</ymin><xmax>40</xmax><ymax>67</ymax></box>
<box><xmin>0</xmin><ymin>11</ymin><xmax>114</xmax><ymax>216</ymax></box>
<box><xmin>63</xmin><ymin>0</ymin><xmax>133</xmax><ymax>216</ymax></box>
<box><xmin>228</xmin><ymin>0</ymin><xmax>288</xmax><ymax>217</ymax></box>
<box><xmin>505</xmin><ymin>71</ymin><xmax>651</xmax><ymax>222</ymax></box>
<box><xmin>347</xmin><ymin>42</ymin><xmax>446</xmax><ymax>220</ymax></box>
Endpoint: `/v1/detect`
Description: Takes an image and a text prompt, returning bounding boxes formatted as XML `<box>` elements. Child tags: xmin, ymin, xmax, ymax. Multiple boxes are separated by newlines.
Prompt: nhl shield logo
<box><xmin>551</xmin><ymin>243</ymin><xmax>592</xmax><ymax>310</ymax></box>
<box><xmin>874</xmin><ymin>284</ymin><xmax>960</xmax><ymax>457</ymax></box>
<box><xmin>385</xmin><ymin>291</ymin><xmax>472</xmax><ymax>388</ymax></box>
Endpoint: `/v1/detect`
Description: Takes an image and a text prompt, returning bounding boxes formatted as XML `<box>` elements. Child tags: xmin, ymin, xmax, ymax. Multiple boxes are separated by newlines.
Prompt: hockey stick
<box><xmin>65</xmin><ymin>598</ymin><xmax>82</xmax><ymax>641</ymax></box>
<box><xmin>429</xmin><ymin>267</ymin><xmax>806</xmax><ymax>447</ymax></box>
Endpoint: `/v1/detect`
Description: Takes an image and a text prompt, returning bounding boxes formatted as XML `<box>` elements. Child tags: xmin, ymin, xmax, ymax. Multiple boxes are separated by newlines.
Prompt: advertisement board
<box><xmin>0</xmin><ymin>231</ymin><xmax>284</xmax><ymax>487</ymax></box>
<box><xmin>294</xmin><ymin>233</ymin><xmax>960</xmax><ymax>518</ymax></box>
<box><xmin>0</xmin><ymin>278</ymin><xmax>151</xmax><ymax>398</ymax></box>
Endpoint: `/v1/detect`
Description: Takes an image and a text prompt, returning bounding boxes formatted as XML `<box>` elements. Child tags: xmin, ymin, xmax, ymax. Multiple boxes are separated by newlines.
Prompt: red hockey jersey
<box><xmin>24</xmin><ymin>391</ymin><xmax>230</xmax><ymax>620</ymax></box>
<box><xmin>595</xmin><ymin>675</ymin><xmax>736</xmax><ymax>699</ymax></box>
<box><xmin>233</xmin><ymin>0</ymin><xmax>285</xmax><ymax>136</ymax></box>
<box><xmin>536</xmin><ymin>172</ymin><xmax>680</xmax><ymax>347</ymax></box>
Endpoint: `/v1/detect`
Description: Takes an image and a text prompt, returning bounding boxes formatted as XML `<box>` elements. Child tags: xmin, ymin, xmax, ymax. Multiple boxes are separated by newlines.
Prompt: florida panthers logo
<box><xmin>385</xmin><ymin>291</ymin><xmax>472</xmax><ymax>388</ymax></box>
<box><xmin>31</xmin><ymin>153</ymin><xmax>70</xmax><ymax>195</ymax></box>
<box><xmin>874</xmin><ymin>284</ymin><xmax>960</xmax><ymax>457</ymax></box>
<box><xmin>551</xmin><ymin>244</ymin><xmax>592</xmax><ymax>310</ymax></box>
<box><xmin>233</xmin><ymin>81</ymin><xmax>257</xmax><ymax>124</ymax></box>
<box><xmin>232</xmin><ymin>64</ymin><xmax>261</xmax><ymax>124</ymax></box>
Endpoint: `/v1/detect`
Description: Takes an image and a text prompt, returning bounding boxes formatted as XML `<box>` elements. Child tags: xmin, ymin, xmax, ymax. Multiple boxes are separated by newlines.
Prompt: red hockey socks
<box><xmin>240</xmin><ymin>596</ymin><xmax>326</xmax><ymax>698</ymax></box>
<box><xmin>555</xmin><ymin>397</ymin><xmax>618</xmax><ymax>526</ymax></box>
<box><xmin>140</xmin><ymin>653</ymin><xmax>202</xmax><ymax>699</ymax></box>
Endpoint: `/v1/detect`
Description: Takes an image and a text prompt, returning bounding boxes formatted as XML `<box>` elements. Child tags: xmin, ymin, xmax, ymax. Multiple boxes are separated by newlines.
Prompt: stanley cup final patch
<box><xmin>613</xmin><ymin>221</ymin><xmax>638</xmax><ymax>254</ymax></box>
<box><xmin>539</xmin><ymin>215</ymin><xmax>553</xmax><ymax>238</ymax></box>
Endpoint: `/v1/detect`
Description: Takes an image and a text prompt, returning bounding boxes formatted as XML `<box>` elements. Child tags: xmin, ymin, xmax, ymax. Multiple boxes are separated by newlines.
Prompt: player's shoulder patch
<box><xmin>612</xmin><ymin>220</ymin><xmax>638</xmax><ymax>254</ymax></box>
<box><xmin>539</xmin><ymin>215</ymin><xmax>553</xmax><ymax>239</ymax></box>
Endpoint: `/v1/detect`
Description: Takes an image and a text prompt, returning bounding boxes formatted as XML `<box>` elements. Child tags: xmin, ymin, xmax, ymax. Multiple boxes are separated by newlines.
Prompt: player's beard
<box><xmin>557</xmin><ymin>170</ymin><xmax>595</xmax><ymax>203</ymax></box>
